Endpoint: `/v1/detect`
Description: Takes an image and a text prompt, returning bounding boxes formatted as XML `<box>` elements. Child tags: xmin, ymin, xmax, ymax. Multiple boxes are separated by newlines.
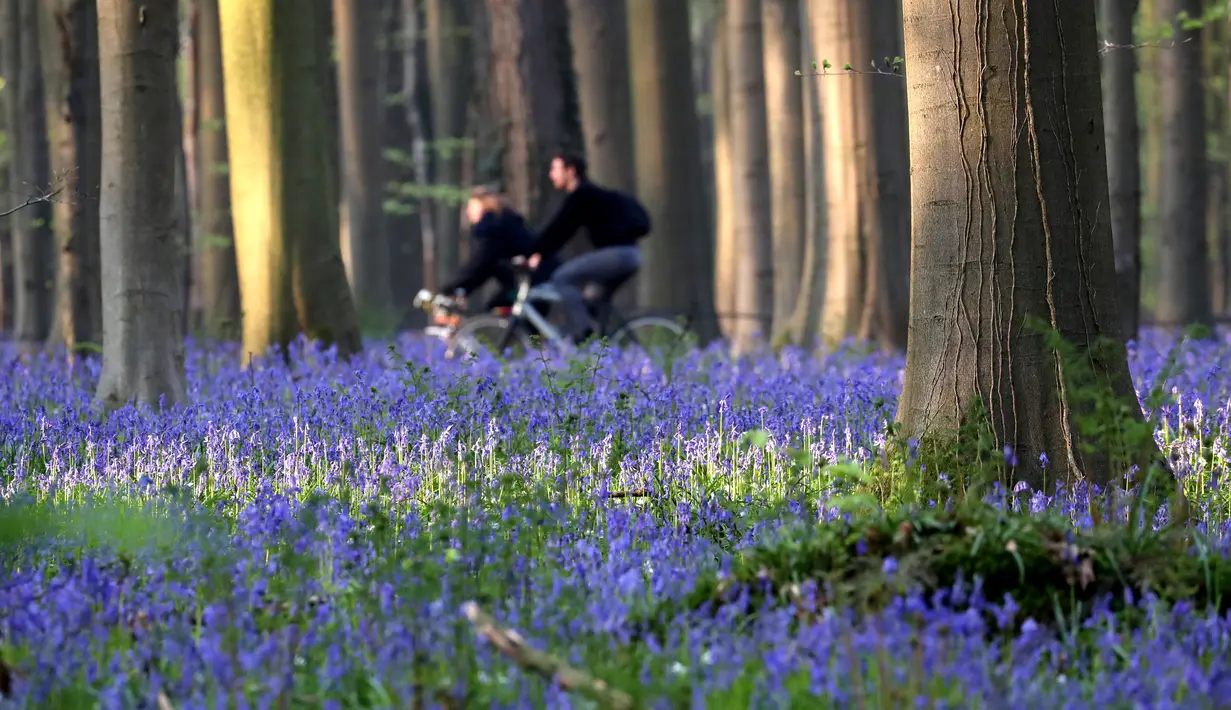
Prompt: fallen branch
<box><xmin>607</xmin><ymin>488</ymin><xmax>649</xmax><ymax>500</ymax></box>
<box><xmin>460</xmin><ymin>601</ymin><xmax>634</xmax><ymax>710</ymax></box>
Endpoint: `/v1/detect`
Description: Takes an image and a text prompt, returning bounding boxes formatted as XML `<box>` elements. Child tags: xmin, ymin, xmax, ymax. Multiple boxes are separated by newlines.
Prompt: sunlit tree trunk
<box><xmin>791</xmin><ymin>10</ymin><xmax>828</xmax><ymax>350</ymax></box>
<box><xmin>815</xmin><ymin>0</ymin><xmax>910</xmax><ymax>351</ymax></box>
<box><xmin>711</xmin><ymin>3</ymin><xmax>736</xmax><ymax>339</ymax></box>
<box><xmin>219</xmin><ymin>0</ymin><xmax>362</xmax><ymax>363</ymax></box>
<box><xmin>897</xmin><ymin>0</ymin><xmax>1161</xmax><ymax>491</ymax></box>
<box><xmin>763</xmin><ymin>0</ymin><xmax>805</xmax><ymax>345</ymax></box>
<box><xmin>43</xmin><ymin>0</ymin><xmax>102</xmax><ymax>350</ymax></box>
<box><xmin>725</xmin><ymin>0</ymin><xmax>773</xmax><ymax>352</ymax></box>
<box><xmin>94</xmin><ymin>0</ymin><xmax>188</xmax><ymax>410</ymax></box>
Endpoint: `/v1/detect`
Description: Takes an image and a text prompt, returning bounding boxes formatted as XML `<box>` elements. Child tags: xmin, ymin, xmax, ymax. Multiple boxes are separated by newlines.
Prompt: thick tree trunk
<box><xmin>815</xmin><ymin>0</ymin><xmax>910</xmax><ymax>352</ymax></box>
<box><xmin>791</xmin><ymin>11</ymin><xmax>828</xmax><ymax>350</ymax></box>
<box><xmin>725</xmin><ymin>0</ymin><xmax>773</xmax><ymax>352</ymax></box>
<box><xmin>711</xmin><ymin>4</ymin><xmax>737</xmax><ymax>340</ymax></box>
<box><xmin>484</xmin><ymin>0</ymin><xmax>570</xmax><ymax>222</ymax></box>
<box><xmin>762</xmin><ymin>0</ymin><xmax>806</xmax><ymax>345</ymax></box>
<box><xmin>190</xmin><ymin>0</ymin><xmax>240</xmax><ymax>341</ymax></box>
<box><xmin>1155</xmin><ymin>0</ymin><xmax>1212</xmax><ymax>329</ymax></box>
<box><xmin>334</xmin><ymin>0</ymin><xmax>392</xmax><ymax>325</ymax></box>
<box><xmin>626</xmin><ymin>0</ymin><xmax>718</xmax><ymax>340</ymax></box>
<box><xmin>219</xmin><ymin>0</ymin><xmax>362</xmax><ymax>363</ymax></box>
<box><xmin>1099</xmin><ymin>0</ymin><xmax>1142</xmax><ymax>339</ymax></box>
<box><xmin>94</xmin><ymin>0</ymin><xmax>188</xmax><ymax>410</ymax></box>
<box><xmin>897</xmin><ymin>0</ymin><xmax>1160</xmax><ymax>491</ymax></box>
<box><xmin>425</xmin><ymin>0</ymin><xmax>472</xmax><ymax>289</ymax></box>
<box><xmin>565</xmin><ymin>0</ymin><xmax>635</xmax><ymax>194</ymax></box>
<box><xmin>6</xmin><ymin>0</ymin><xmax>55</xmax><ymax>347</ymax></box>
<box><xmin>42</xmin><ymin>0</ymin><xmax>102</xmax><ymax>350</ymax></box>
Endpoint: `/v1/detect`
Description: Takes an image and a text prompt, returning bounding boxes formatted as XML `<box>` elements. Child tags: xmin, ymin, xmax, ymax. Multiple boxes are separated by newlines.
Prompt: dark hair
<box><xmin>553</xmin><ymin>151</ymin><xmax>588</xmax><ymax>180</ymax></box>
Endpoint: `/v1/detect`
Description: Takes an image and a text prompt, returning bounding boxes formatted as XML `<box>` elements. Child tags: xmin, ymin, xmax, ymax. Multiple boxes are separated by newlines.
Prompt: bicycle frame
<box><xmin>510</xmin><ymin>273</ymin><xmax>571</xmax><ymax>348</ymax></box>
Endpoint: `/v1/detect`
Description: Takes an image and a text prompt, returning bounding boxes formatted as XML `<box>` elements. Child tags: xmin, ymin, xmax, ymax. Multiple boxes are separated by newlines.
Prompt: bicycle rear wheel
<box><xmin>610</xmin><ymin>311</ymin><xmax>694</xmax><ymax>367</ymax></box>
<box><xmin>447</xmin><ymin>314</ymin><xmax>533</xmax><ymax>361</ymax></box>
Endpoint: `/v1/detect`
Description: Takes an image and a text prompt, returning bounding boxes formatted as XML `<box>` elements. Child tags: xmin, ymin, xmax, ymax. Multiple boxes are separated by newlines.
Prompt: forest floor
<box><xmin>0</xmin><ymin>330</ymin><xmax>1228</xmax><ymax>708</ymax></box>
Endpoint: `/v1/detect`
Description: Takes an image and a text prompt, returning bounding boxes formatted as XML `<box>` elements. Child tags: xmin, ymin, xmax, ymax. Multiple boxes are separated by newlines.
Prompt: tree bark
<box><xmin>94</xmin><ymin>0</ymin><xmax>188</xmax><ymax>410</ymax></box>
<box><xmin>791</xmin><ymin>10</ymin><xmax>828</xmax><ymax>351</ymax></box>
<box><xmin>334</xmin><ymin>0</ymin><xmax>392</xmax><ymax>325</ymax></box>
<box><xmin>814</xmin><ymin>0</ymin><xmax>910</xmax><ymax>352</ymax></box>
<box><xmin>762</xmin><ymin>0</ymin><xmax>806</xmax><ymax>345</ymax></box>
<box><xmin>483</xmin><ymin>0</ymin><xmax>570</xmax><ymax>222</ymax></box>
<box><xmin>5</xmin><ymin>0</ymin><xmax>55</xmax><ymax>347</ymax></box>
<box><xmin>565</xmin><ymin>0</ymin><xmax>635</xmax><ymax>194</ymax></box>
<box><xmin>724</xmin><ymin>0</ymin><xmax>773</xmax><ymax>352</ymax></box>
<box><xmin>626</xmin><ymin>0</ymin><xmax>718</xmax><ymax>340</ymax></box>
<box><xmin>426</xmin><ymin>0</ymin><xmax>472</xmax><ymax>289</ymax></box>
<box><xmin>1099</xmin><ymin>0</ymin><xmax>1142</xmax><ymax>339</ymax></box>
<box><xmin>383</xmin><ymin>0</ymin><xmax>424</xmax><ymax>329</ymax></box>
<box><xmin>897</xmin><ymin>0</ymin><xmax>1159</xmax><ymax>491</ymax></box>
<box><xmin>189</xmin><ymin>0</ymin><xmax>240</xmax><ymax>341</ymax></box>
<box><xmin>42</xmin><ymin>0</ymin><xmax>102</xmax><ymax>350</ymax></box>
<box><xmin>1155</xmin><ymin>0</ymin><xmax>1212</xmax><ymax>329</ymax></box>
<box><xmin>566</xmin><ymin>0</ymin><xmax>636</xmax><ymax>309</ymax></box>
<box><xmin>711</xmin><ymin>3</ymin><xmax>737</xmax><ymax>340</ymax></box>
<box><xmin>219</xmin><ymin>0</ymin><xmax>362</xmax><ymax>363</ymax></box>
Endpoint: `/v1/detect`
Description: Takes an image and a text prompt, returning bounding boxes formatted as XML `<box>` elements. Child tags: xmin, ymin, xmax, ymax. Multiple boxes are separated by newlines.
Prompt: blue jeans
<box><xmin>549</xmin><ymin>245</ymin><xmax>642</xmax><ymax>341</ymax></box>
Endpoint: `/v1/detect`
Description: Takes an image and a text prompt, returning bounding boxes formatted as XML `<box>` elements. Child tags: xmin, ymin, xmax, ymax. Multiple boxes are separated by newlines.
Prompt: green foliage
<box><xmin>631</xmin><ymin>498</ymin><xmax>1228</xmax><ymax>642</ymax></box>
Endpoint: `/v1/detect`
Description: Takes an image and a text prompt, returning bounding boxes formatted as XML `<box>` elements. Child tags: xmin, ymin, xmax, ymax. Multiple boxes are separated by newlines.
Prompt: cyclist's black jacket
<box><xmin>534</xmin><ymin>180</ymin><xmax>641</xmax><ymax>257</ymax></box>
<box><xmin>439</xmin><ymin>209</ymin><xmax>559</xmax><ymax>296</ymax></box>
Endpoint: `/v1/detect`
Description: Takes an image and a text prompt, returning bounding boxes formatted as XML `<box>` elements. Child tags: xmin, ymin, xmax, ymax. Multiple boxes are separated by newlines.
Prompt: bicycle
<box><xmin>444</xmin><ymin>260</ymin><xmax>694</xmax><ymax>365</ymax></box>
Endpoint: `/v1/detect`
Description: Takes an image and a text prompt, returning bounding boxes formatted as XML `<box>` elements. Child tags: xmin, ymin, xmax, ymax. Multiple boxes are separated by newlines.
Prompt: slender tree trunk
<box><xmin>6</xmin><ymin>0</ymin><xmax>55</xmax><ymax>347</ymax></box>
<box><xmin>43</xmin><ymin>0</ymin><xmax>102</xmax><ymax>350</ymax></box>
<box><xmin>815</xmin><ymin>0</ymin><xmax>910</xmax><ymax>352</ymax></box>
<box><xmin>897</xmin><ymin>0</ymin><xmax>1161</xmax><ymax>491</ymax></box>
<box><xmin>190</xmin><ymin>0</ymin><xmax>240</xmax><ymax>341</ymax></box>
<box><xmin>626</xmin><ymin>0</ymin><xmax>717</xmax><ymax>340</ymax></box>
<box><xmin>334</xmin><ymin>0</ymin><xmax>392</xmax><ymax>326</ymax></box>
<box><xmin>762</xmin><ymin>0</ymin><xmax>806</xmax><ymax>345</ymax></box>
<box><xmin>1155</xmin><ymin>0</ymin><xmax>1212</xmax><ymax>330</ymax></box>
<box><xmin>1223</xmin><ymin>34</ymin><xmax>1231</xmax><ymax>315</ymax></box>
<box><xmin>426</xmin><ymin>0</ymin><xmax>471</xmax><ymax>289</ymax></box>
<box><xmin>383</xmin><ymin>0</ymin><xmax>424</xmax><ymax>329</ymax></box>
<box><xmin>484</xmin><ymin>0</ymin><xmax>570</xmax><ymax>222</ymax></box>
<box><xmin>711</xmin><ymin>3</ymin><xmax>737</xmax><ymax>339</ymax></box>
<box><xmin>791</xmin><ymin>11</ymin><xmax>828</xmax><ymax>350</ymax></box>
<box><xmin>725</xmin><ymin>0</ymin><xmax>773</xmax><ymax>352</ymax></box>
<box><xmin>94</xmin><ymin>0</ymin><xmax>188</xmax><ymax>410</ymax></box>
<box><xmin>1099</xmin><ymin>0</ymin><xmax>1143</xmax><ymax>339</ymax></box>
<box><xmin>219</xmin><ymin>0</ymin><xmax>362</xmax><ymax>363</ymax></box>
<box><xmin>402</xmin><ymin>0</ymin><xmax>440</xmax><ymax>293</ymax></box>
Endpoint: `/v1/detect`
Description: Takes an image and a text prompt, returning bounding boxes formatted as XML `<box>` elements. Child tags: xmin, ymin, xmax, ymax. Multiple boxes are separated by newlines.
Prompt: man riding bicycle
<box><xmin>527</xmin><ymin>152</ymin><xmax>652</xmax><ymax>344</ymax></box>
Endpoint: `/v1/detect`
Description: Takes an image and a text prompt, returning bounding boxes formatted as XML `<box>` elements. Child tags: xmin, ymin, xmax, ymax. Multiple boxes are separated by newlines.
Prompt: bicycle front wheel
<box><xmin>446</xmin><ymin>314</ymin><xmax>533</xmax><ymax>361</ymax></box>
<box><xmin>611</xmin><ymin>311</ymin><xmax>694</xmax><ymax>366</ymax></box>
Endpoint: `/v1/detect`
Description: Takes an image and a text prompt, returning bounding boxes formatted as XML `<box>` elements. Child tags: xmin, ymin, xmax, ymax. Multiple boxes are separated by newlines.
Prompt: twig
<box><xmin>460</xmin><ymin>601</ymin><xmax>634</xmax><ymax>710</ymax></box>
<box><xmin>0</xmin><ymin>187</ymin><xmax>64</xmax><ymax>218</ymax></box>
<box><xmin>156</xmin><ymin>691</ymin><xmax>175</xmax><ymax>710</ymax></box>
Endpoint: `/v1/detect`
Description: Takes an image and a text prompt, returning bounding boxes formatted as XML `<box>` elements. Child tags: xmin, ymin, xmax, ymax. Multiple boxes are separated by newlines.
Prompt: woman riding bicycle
<box><xmin>439</xmin><ymin>186</ymin><xmax>560</xmax><ymax>312</ymax></box>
